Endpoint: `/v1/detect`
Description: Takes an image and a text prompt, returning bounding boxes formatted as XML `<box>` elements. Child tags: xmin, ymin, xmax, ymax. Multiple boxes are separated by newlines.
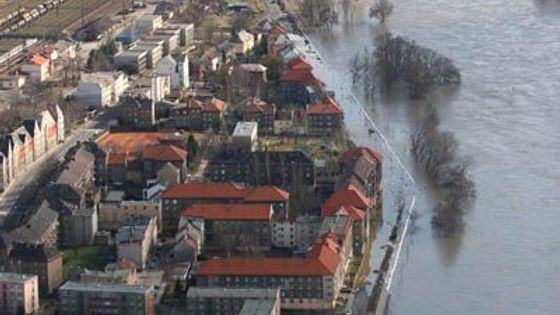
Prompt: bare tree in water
<box><xmin>351</xmin><ymin>33</ymin><xmax>461</xmax><ymax>99</ymax></box>
<box><xmin>411</xmin><ymin>108</ymin><xmax>475</xmax><ymax>236</ymax></box>
<box><xmin>301</xmin><ymin>0</ymin><xmax>338</xmax><ymax>29</ymax></box>
<box><xmin>369</xmin><ymin>0</ymin><xmax>394</xmax><ymax>24</ymax></box>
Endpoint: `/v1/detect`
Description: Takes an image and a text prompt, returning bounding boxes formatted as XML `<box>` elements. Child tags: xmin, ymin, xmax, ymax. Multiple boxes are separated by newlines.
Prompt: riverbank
<box><xmin>269</xmin><ymin>2</ymin><xmax>418</xmax><ymax>314</ymax></box>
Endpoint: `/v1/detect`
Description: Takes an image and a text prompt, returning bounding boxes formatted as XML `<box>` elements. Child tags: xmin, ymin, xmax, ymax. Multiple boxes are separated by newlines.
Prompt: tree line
<box><xmin>411</xmin><ymin>109</ymin><xmax>475</xmax><ymax>236</ymax></box>
<box><xmin>350</xmin><ymin>33</ymin><xmax>461</xmax><ymax>99</ymax></box>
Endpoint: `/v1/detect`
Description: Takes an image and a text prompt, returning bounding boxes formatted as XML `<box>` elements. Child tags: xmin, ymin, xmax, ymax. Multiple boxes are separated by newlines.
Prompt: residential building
<box><xmin>118</xmin><ymin>96</ymin><xmax>156</xmax><ymax>129</ymax></box>
<box><xmin>151</xmin><ymin>30</ymin><xmax>179</xmax><ymax>54</ymax></box>
<box><xmin>116</xmin><ymin>216</ymin><xmax>158</xmax><ymax>269</ymax></box>
<box><xmin>234</xmin><ymin>64</ymin><xmax>268</xmax><ymax>98</ymax></box>
<box><xmin>305</xmin><ymin>96</ymin><xmax>344</xmax><ymax>136</ymax></box>
<box><xmin>337</xmin><ymin>147</ymin><xmax>383</xmax><ymax>204</ymax></box>
<box><xmin>75</xmin><ymin>74</ymin><xmax>113</xmax><ymax>108</ymax></box>
<box><xmin>162</xmin><ymin>183</ymin><xmax>289</xmax><ymax>235</ymax></box>
<box><xmin>279</xmin><ymin>57</ymin><xmax>324</xmax><ymax>105</ymax></box>
<box><xmin>0</xmin><ymin>273</ymin><xmax>39</xmax><ymax>315</ymax></box>
<box><xmin>68</xmin><ymin>207</ymin><xmax>98</xmax><ymax>246</ymax></box>
<box><xmin>231</xmin><ymin>30</ymin><xmax>255</xmax><ymax>55</ymax></box>
<box><xmin>3</xmin><ymin>201</ymin><xmax>59</xmax><ymax>249</ymax></box>
<box><xmin>130</xmin><ymin>42</ymin><xmax>163</xmax><ymax>69</ymax></box>
<box><xmin>59</xmin><ymin>281</ymin><xmax>155</xmax><ymax>315</ymax></box>
<box><xmin>322</xmin><ymin>185</ymin><xmax>370</xmax><ymax>253</ymax></box>
<box><xmin>242</xmin><ymin>98</ymin><xmax>276</xmax><ymax>135</ymax></box>
<box><xmin>232</xmin><ymin>122</ymin><xmax>258</xmax><ymax>151</ymax></box>
<box><xmin>186</xmin><ymin>288</ymin><xmax>281</xmax><ymax>315</ymax></box>
<box><xmin>142</xmin><ymin>143</ymin><xmax>188</xmax><ymax>181</ymax></box>
<box><xmin>205</xmin><ymin>149</ymin><xmax>315</xmax><ymax>188</ymax></box>
<box><xmin>135</xmin><ymin>14</ymin><xmax>163</xmax><ymax>33</ymax></box>
<box><xmin>99</xmin><ymin>197</ymin><xmax>162</xmax><ymax>232</ymax></box>
<box><xmin>7</xmin><ymin>243</ymin><xmax>63</xmax><ymax>294</ymax></box>
<box><xmin>79</xmin><ymin>268</ymin><xmax>137</xmax><ymax>285</ymax></box>
<box><xmin>155</xmin><ymin>54</ymin><xmax>189</xmax><ymax>89</ymax></box>
<box><xmin>0</xmin><ymin>74</ymin><xmax>26</xmax><ymax>90</ymax></box>
<box><xmin>196</xmin><ymin>233</ymin><xmax>345</xmax><ymax>310</ymax></box>
<box><xmin>21</xmin><ymin>54</ymin><xmax>49</xmax><ymax>81</ymax></box>
<box><xmin>271</xmin><ymin>215</ymin><xmax>321</xmax><ymax>250</ymax></box>
<box><xmin>114</xmin><ymin>50</ymin><xmax>148</xmax><ymax>74</ymax></box>
<box><xmin>180</xmin><ymin>203</ymin><xmax>274</xmax><ymax>254</ymax></box>
<box><xmin>171</xmin><ymin>98</ymin><xmax>226</xmax><ymax>131</ymax></box>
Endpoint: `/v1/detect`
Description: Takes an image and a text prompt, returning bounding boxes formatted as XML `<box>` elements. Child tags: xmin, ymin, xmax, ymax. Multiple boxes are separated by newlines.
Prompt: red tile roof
<box><xmin>340</xmin><ymin>147</ymin><xmax>383</xmax><ymax>163</ymax></box>
<box><xmin>30</xmin><ymin>54</ymin><xmax>49</xmax><ymax>65</ymax></box>
<box><xmin>107</xmin><ymin>152</ymin><xmax>128</xmax><ymax>165</ymax></box>
<box><xmin>270</xmin><ymin>24</ymin><xmax>287</xmax><ymax>35</ymax></box>
<box><xmin>163</xmin><ymin>182</ymin><xmax>247</xmax><ymax>199</ymax></box>
<box><xmin>321</xmin><ymin>185</ymin><xmax>370</xmax><ymax>217</ymax></box>
<box><xmin>197</xmin><ymin>235</ymin><xmax>340</xmax><ymax>276</ymax></box>
<box><xmin>244</xmin><ymin>186</ymin><xmax>289</xmax><ymax>202</ymax></box>
<box><xmin>306</xmin><ymin>96</ymin><xmax>343</xmax><ymax>115</ymax></box>
<box><xmin>142</xmin><ymin>144</ymin><xmax>187</xmax><ymax>161</ymax></box>
<box><xmin>244</xmin><ymin>98</ymin><xmax>275</xmax><ymax>115</ymax></box>
<box><xmin>205</xmin><ymin>98</ymin><xmax>226</xmax><ymax>112</ymax></box>
<box><xmin>332</xmin><ymin>205</ymin><xmax>366</xmax><ymax>221</ymax></box>
<box><xmin>288</xmin><ymin>56</ymin><xmax>312</xmax><ymax>71</ymax></box>
<box><xmin>181</xmin><ymin>203</ymin><xmax>272</xmax><ymax>221</ymax></box>
<box><xmin>280</xmin><ymin>69</ymin><xmax>322</xmax><ymax>86</ymax></box>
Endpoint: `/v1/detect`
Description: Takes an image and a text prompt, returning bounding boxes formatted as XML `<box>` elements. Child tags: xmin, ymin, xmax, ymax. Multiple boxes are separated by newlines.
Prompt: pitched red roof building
<box><xmin>163</xmin><ymin>182</ymin><xmax>247</xmax><ymax>199</ymax></box>
<box><xmin>244</xmin><ymin>186</ymin><xmax>290</xmax><ymax>202</ymax></box>
<box><xmin>321</xmin><ymin>184</ymin><xmax>370</xmax><ymax>217</ymax></box>
<box><xmin>287</xmin><ymin>56</ymin><xmax>312</xmax><ymax>71</ymax></box>
<box><xmin>305</xmin><ymin>96</ymin><xmax>344</xmax><ymax>136</ymax></box>
<box><xmin>182</xmin><ymin>203</ymin><xmax>272</xmax><ymax>221</ymax></box>
<box><xmin>142</xmin><ymin>144</ymin><xmax>187</xmax><ymax>161</ymax></box>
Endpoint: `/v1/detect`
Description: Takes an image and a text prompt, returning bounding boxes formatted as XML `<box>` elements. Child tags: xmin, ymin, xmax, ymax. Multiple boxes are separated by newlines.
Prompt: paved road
<box><xmin>0</xmin><ymin>123</ymin><xmax>101</xmax><ymax>228</ymax></box>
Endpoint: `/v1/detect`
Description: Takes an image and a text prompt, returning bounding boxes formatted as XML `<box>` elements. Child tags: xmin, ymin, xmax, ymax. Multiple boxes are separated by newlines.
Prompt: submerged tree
<box><xmin>301</xmin><ymin>0</ymin><xmax>338</xmax><ymax>29</ymax></box>
<box><xmin>351</xmin><ymin>33</ymin><xmax>461</xmax><ymax>99</ymax></box>
<box><xmin>411</xmin><ymin>109</ymin><xmax>475</xmax><ymax>236</ymax></box>
<box><xmin>369</xmin><ymin>0</ymin><xmax>394</xmax><ymax>24</ymax></box>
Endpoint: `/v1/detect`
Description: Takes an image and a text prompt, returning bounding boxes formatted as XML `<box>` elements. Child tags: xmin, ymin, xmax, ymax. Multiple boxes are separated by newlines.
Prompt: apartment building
<box><xmin>0</xmin><ymin>273</ymin><xmax>39</xmax><ymax>315</ymax></box>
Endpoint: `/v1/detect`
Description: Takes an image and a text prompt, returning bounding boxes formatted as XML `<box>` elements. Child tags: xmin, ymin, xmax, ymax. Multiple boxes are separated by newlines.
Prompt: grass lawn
<box><xmin>62</xmin><ymin>245</ymin><xmax>116</xmax><ymax>276</ymax></box>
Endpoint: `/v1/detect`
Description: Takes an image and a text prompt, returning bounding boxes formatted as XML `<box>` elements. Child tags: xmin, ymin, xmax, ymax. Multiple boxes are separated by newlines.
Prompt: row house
<box><xmin>180</xmin><ymin>203</ymin><xmax>274</xmax><ymax>255</ymax></box>
<box><xmin>171</xmin><ymin>97</ymin><xmax>227</xmax><ymax>131</ymax></box>
<box><xmin>306</xmin><ymin>96</ymin><xmax>344</xmax><ymax>136</ymax></box>
<box><xmin>116</xmin><ymin>216</ymin><xmax>158</xmax><ymax>270</ymax></box>
<box><xmin>322</xmin><ymin>184</ymin><xmax>370</xmax><ymax>254</ymax></box>
<box><xmin>6</xmin><ymin>243</ymin><xmax>63</xmax><ymax>295</ymax></box>
<box><xmin>279</xmin><ymin>57</ymin><xmax>325</xmax><ymax>105</ymax></box>
<box><xmin>337</xmin><ymin>147</ymin><xmax>383</xmax><ymax>205</ymax></box>
<box><xmin>242</xmin><ymin>98</ymin><xmax>276</xmax><ymax>135</ymax></box>
<box><xmin>162</xmin><ymin>183</ymin><xmax>289</xmax><ymax>235</ymax></box>
<box><xmin>0</xmin><ymin>106</ymin><xmax>64</xmax><ymax>188</ymax></box>
<box><xmin>196</xmin><ymin>233</ymin><xmax>347</xmax><ymax>311</ymax></box>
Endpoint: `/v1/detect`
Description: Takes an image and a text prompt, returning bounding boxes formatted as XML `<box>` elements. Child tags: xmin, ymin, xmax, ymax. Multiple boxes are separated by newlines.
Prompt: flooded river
<box><xmin>308</xmin><ymin>0</ymin><xmax>560</xmax><ymax>314</ymax></box>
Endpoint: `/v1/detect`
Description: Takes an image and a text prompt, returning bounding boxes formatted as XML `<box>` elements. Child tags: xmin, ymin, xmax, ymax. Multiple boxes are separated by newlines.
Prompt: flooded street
<box><xmin>307</xmin><ymin>0</ymin><xmax>560</xmax><ymax>314</ymax></box>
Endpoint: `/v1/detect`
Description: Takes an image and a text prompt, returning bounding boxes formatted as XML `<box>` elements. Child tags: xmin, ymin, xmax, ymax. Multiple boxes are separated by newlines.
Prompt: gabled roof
<box><xmin>181</xmin><ymin>203</ymin><xmax>272</xmax><ymax>221</ymax></box>
<box><xmin>163</xmin><ymin>182</ymin><xmax>247</xmax><ymax>199</ymax></box>
<box><xmin>244</xmin><ymin>186</ymin><xmax>289</xmax><ymax>202</ymax></box>
<box><xmin>29</xmin><ymin>54</ymin><xmax>49</xmax><ymax>65</ymax></box>
<box><xmin>244</xmin><ymin>98</ymin><xmax>275</xmax><ymax>115</ymax></box>
<box><xmin>306</xmin><ymin>96</ymin><xmax>343</xmax><ymax>115</ymax></box>
<box><xmin>107</xmin><ymin>152</ymin><xmax>128</xmax><ymax>165</ymax></box>
<box><xmin>8</xmin><ymin>242</ymin><xmax>62</xmax><ymax>262</ymax></box>
<box><xmin>142</xmin><ymin>144</ymin><xmax>187</xmax><ymax>162</ymax></box>
<box><xmin>340</xmin><ymin>147</ymin><xmax>383</xmax><ymax>163</ymax></box>
<box><xmin>206</xmin><ymin>98</ymin><xmax>226</xmax><ymax>112</ymax></box>
<box><xmin>280</xmin><ymin>69</ymin><xmax>321</xmax><ymax>85</ymax></box>
<box><xmin>321</xmin><ymin>185</ymin><xmax>370</xmax><ymax>217</ymax></box>
<box><xmin>4</xmin><ymin>201</ymin><xmax>58</xmax><ymax>245</ymax></box>
<box><xmin>334</xmin><ymin>205</ymin><xmax>366</xmax><ymax>221</ymax></box>
<box><xmin>288</xmin><ymin>56</ymin><xmax>312</xmax><ymax>71</ymax></box>
<box><xmin>197</xmin><ymin>233</ymin><xmax>340</xmax><ymax>277</ymax></box>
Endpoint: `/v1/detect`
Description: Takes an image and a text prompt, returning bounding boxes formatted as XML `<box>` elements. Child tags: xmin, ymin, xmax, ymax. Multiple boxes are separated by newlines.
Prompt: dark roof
<box><xmin>9</xmin><ymin>242</ymin><xmax>62</xmax><ymax>262</ymax></box>
<box><xmin>4</xmin><ymin>201</ymin><xmax>58</xmax><ymax>245</ymax></box>
<box><xmin>23</xmin><ymin>119</ymin><xmax>37</xmax><ymax>137</ymax></box>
